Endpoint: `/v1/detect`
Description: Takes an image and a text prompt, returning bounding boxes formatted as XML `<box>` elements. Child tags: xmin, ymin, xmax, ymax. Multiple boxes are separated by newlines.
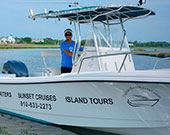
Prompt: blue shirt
<box><xmin>60</xmin><ymin>41</ymin><xmax>83</xmax><ymax>68</ymax></box>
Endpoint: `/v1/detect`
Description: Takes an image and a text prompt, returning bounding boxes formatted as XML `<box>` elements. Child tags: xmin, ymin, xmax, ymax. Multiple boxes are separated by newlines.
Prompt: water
<box><xmin>0</xmin><ymin>49</ymin><xmax>61</xmax><ymax>75</ymax></box>
<box><xmin>0</xmin><ymin>49</ymin><xmax>170</xmax><ymax>74</ymax></box>
<box><xmin>133</xmin><ymin>54</ymin><xmax>170</xmax><ymax>70</ymax></box>
<box><xmin>0</xmin><ymin>49</ymin><xmax>170</xmax><ymax>135</ymax></box>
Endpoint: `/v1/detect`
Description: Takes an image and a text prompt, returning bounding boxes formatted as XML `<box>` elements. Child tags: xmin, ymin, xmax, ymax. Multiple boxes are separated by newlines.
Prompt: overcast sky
<box><xmin>0</xmin><ymin>0</ymin><xmax>170</xmax><ymax>42</ymax></box>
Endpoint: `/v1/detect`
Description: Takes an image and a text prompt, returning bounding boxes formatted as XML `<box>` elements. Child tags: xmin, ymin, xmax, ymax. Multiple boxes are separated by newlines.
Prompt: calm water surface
<box><xmin>0</xmin><ymin>49</ymin><xmax>170</xmax><ymax>135</ymax></box>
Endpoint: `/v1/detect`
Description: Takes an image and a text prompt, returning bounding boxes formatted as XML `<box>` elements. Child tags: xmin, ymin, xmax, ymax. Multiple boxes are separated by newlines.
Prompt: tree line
<box><xmin>129</xmin><ymin>41</ymin><xmax>170</xmax><ymax>48</ymax></box>
<box><xmin>15</xmin><ymin>37</ymin><xmax>170</xmax><ymax>48</ymax></box>
<box><xmin>15</xmin><ymin>37</ymin><xmax>63</xmax><ymax>45</ymax></box>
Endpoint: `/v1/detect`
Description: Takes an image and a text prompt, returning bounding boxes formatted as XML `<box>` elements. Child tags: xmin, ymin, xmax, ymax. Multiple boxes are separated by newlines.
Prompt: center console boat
<box><xmin>0</xmin><ymin>5</ymin><xmax>169</xmax><ymax>135</ymax></box>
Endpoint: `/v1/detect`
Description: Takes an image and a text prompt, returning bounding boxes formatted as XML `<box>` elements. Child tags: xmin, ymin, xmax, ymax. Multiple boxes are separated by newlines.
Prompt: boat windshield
<box><xmin>83</xmin><ymin>23</ymin><xmax>128</xmax><ymax>51</ymax></box>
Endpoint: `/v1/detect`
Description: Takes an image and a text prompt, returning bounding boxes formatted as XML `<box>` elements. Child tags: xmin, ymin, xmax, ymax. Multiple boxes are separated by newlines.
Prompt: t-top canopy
<box><xmin>30</xmin><ymin>5</ymin><xmax>155</xmax><ymax>24</ymax></box>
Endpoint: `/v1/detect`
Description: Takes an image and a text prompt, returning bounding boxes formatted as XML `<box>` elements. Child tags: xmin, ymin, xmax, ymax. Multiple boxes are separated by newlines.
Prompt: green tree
<box><xmin>23</xmin><ymin>37</ymin><xmax>32</xmax><ymax>43</ymax></box>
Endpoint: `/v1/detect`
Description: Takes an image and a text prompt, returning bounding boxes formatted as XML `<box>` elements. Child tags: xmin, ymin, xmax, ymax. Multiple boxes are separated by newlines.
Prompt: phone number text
<box><xmin>20</xmin><ymin>101</ymin><xmax>52</xmax><ymax>110</ymax></box>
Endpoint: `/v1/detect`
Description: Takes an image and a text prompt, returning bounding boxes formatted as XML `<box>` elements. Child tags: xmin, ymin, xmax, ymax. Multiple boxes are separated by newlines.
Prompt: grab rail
<box><xmin>77</xmin><ymin>51</ymin><xmax>170</xmax><ymax>74</ymax></box>
<box><xmin>153</xmin><ymin>57</ymin><xmax>170</xmax><ymax>70</ymax></box>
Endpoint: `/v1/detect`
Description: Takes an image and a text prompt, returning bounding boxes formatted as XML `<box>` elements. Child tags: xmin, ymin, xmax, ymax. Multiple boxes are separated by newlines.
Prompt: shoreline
<box><xmin>0</xmin><ymin>44</ymin><xmax>170</xmax><ymax>49</ymax></box>
<box><xmin>0</xmin><ymin>44</ymin><xmax>59</xmax><ymax>49</ymax></box>
<box><xmin>130</xmin><ymin>46</ymin><xmax>170</xmax><ymax>49</ymax></box>
<box><xmin>0</xmin><ymin>44</ymin><xmax>170</xmax><ymax>58</ymax></box>
<box><xmin>134</xmin><ymin>52</ymin><xmax>170</xmax><ymax>58</ymax></box>
<box><xmin>131</xmin><ymin>48</ymin><xmax>170</xmax><ymax>58</ymax></box>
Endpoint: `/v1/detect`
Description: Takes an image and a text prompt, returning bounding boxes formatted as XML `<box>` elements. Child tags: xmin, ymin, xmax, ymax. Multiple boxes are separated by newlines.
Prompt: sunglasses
<box><xmin>65</xmin><ymin>33</ymin><xmax>72</xmax><ymax>36</ymax></box>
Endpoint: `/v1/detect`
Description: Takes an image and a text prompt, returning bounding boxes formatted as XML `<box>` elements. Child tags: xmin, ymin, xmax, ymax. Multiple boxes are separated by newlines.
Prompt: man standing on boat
<box><xmin>60</xmin><ymin>29</ymin><xmax>83</xmax><ymax>73</ymax></box>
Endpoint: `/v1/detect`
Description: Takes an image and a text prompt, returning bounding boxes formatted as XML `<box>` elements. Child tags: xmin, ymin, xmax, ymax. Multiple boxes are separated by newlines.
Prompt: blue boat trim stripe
<box><xmin>0</xmin><ymin>80</ymin><xmax>170</xmax><ymax>85</ymax></box>
<box><xmin>0</xmin><ymin>80</ymin><xmax>169</xmax><ymax>85</ymax></box>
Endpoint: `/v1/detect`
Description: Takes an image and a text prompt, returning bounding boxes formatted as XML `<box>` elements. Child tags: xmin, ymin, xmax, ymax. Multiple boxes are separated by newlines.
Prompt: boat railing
<box><xmin>77</xmin><ymin>51</ymin><xmax>170</xmax><ymax>74</ymax></box>
<box><xmin>153</xmin><ymin>57</ymin><xmax>170</xmax><ymax>70</ymax></box>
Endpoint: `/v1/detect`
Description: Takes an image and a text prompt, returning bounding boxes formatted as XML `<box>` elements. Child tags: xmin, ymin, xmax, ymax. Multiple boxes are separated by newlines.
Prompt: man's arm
<box><xmin>63</xmin><ymin>49</ymin><xmax>81</xmax><ymax>57</ymax></box>
<box><xmin>63</xmin><ymin>49</ymin><xmax>73</xmax><ymax>56</ymax></box>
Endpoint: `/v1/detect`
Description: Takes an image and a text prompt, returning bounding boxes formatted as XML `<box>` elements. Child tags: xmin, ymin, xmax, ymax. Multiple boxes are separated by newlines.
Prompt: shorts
<box><xmin>61</xmin><ymin>67</ymin><xmax>72</xmax><ymax>74</ymax></box>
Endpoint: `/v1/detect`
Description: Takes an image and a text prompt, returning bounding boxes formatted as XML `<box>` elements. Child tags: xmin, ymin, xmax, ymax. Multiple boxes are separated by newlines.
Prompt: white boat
<box><xmin>0</xmin><ymin>5</ymin><xmax>170</xmax><ymax>135</ymax></box>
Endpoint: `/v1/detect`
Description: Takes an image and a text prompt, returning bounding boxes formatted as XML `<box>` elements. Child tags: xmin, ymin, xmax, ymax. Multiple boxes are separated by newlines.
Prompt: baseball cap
<box><xmin>64</xmin><ymin>29</ymin><xmax>72</xmax><ymax>34</ymax></box>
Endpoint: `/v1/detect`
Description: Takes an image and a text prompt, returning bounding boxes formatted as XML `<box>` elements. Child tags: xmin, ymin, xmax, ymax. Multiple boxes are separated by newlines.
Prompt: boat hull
<box><xmin>91</xmin><ymin>127</ymin><xmax>170</xmax><ymax>135</ymax></box>
<box><xmin>0</xmin><ymin>80</ymin><xmax>170</xmax><ymax>135</ymax></box>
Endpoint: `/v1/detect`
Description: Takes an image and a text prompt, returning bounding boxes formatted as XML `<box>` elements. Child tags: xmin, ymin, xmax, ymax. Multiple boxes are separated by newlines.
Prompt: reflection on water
<box><xmin>0</xmin><ymin>113</ymin><xmax>77</xmax><ymax>135</ymax></box>
<box><xmin>0</xmin><ymin>113</ymin><xmax>117</xmax><ymax>135</ymax></box>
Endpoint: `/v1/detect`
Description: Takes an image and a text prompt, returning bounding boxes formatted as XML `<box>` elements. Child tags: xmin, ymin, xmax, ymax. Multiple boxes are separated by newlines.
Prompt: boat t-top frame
<box><xmin>29</xmin><ymin>5</ymin><xmax>155</xmax><ymax>72</ymax></box>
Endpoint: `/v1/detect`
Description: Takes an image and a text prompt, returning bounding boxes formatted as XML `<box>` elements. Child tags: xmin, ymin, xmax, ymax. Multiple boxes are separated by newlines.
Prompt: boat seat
<box><xmin>41</xmin><ymin>50</ymin><xmax>61</xmax><ymax>76</ymax></box>
<box><xmin>43</xmin><ymin>67</ymin><xmax>61</xmax><ymax>76</ymax></box>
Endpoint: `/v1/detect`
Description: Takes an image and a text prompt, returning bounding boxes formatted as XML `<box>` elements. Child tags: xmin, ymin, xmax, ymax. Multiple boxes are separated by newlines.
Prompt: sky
<box><xmin>0</xmin><ymin>0</ymin><xmax>170</xmax><ymax>42</ymax></box>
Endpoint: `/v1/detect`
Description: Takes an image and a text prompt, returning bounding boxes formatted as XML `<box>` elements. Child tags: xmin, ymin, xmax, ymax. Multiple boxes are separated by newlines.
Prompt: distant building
<box><xmin>0</xmin><ymin>36</ymin><xmax>15</xmax><ymax>44</ymax></box>
<box><xmin>0</xmin><ymin>37</ymin><xmax>7</xmax><ymax>44</ymax></box>
<box><xmin>32</xmin><ymin>38</ymin><xmax>44</xmax><ymax>43</ymax></box>
<box><xmin>7</xmin><ymin>36</ymin><xmax>15</xmax><ymax>44</ymax></box>
<box><xmin>128</xmin><ymin>43</ymin><xmax>134</xmax><ymax>47</ymax></box>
